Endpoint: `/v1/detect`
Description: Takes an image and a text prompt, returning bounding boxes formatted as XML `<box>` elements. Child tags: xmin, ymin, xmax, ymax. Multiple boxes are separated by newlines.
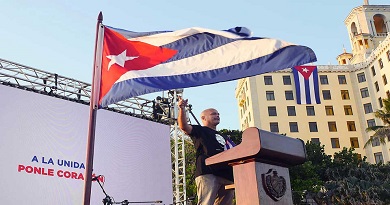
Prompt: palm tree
<box><xmin>364</xmin><ymin>98</ymin><xmax>390</xmax><ymax>148</ymax></box>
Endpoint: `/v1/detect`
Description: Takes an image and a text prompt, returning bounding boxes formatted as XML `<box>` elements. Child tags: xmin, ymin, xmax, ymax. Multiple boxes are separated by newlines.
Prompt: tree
<box><xmin>305</xmin><ymin>141</ymin><xmax>332</xmax><ymax>181</ymax></box>
<box><xmin>290</xmin><ymin>161</ymin><xmax>323</xmax><ymax>204</ymax></box>
<box><xmin>323</xmin><ymin>148</ymin><xmax>390</xmax><ymax>205</ymax></box>
<box><xmin>290</xmin><ymin>141</ymin><xmax>331</xmax><ymax>204</ymax></box>
<box><xmin>219</xmin><ymin>129</ymin><xmax>242</xmax><ymax>145</ymax></box>
<box><xmin>364</xmin><ymin>98</ymin><xmax>390</xmax><ymax>148</ymax></box>
<box><xmin>184</xmin><ymin>140</ymin><xmax>197</xmax><ymax>201</ymax></box>
<box><xmin>289</xmin><ymin>143</ymin><xmax>390</xmax><ymax>205</ymax></box>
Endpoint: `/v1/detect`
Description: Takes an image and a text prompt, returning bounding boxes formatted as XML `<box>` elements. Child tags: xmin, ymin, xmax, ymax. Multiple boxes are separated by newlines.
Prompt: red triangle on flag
<box><xmin>99</xmin><ymin>27</ymin><xmax>177</xmax><ymax>104</ymax></box>
<box><xmin>294</xmin><ymin>66</ymin><xmax>316</xmax><ymax>79</ymax></box>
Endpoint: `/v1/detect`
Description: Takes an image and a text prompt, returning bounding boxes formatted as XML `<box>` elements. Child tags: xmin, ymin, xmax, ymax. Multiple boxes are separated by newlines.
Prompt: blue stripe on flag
<box><xmin>162</xmin><ymin>33</ymin><xmax>239</xmax><ymax>62</ymax></box>
<box><xmin>107</xmin><ymin>26</ymin><xmax>170</xmax><ymax>38</ymax></box>
<box><xmin>312</xmin><ymin>68</ymin><xmax>321</xmax><ymax>104</ymax></box>
<box><xmin>292</xmin><ymin>69</ymin><xmax>302</xmax><ymax>104</ymax></box>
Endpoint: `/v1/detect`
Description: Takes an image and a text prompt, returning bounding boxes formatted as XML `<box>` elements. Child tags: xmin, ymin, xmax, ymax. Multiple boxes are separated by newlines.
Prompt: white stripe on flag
<box><xmin>298</xmin><ymin>73</ymin><xmax>306</xmax><ymax>104</ymax></box>
<box><xmin>117</xmin><ymin>38</ymin><xmax>292</xmax><ymax>82</ymax></box>
<box><xmin>308</xmin><ymin>74</ymin><xmax>316</xmax><ymax>104</ymax></box>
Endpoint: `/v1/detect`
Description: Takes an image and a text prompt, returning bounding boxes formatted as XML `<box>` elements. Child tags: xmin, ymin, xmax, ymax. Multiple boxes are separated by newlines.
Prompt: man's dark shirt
<box><xmin>189</xmin><ymin>125</ymin><xmax>234</xmax><ymax>181</ymax></box>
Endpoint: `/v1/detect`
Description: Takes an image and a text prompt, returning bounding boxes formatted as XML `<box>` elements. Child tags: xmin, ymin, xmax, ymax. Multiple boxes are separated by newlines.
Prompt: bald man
<box><xmin>178</xmin><ymin>97</ymin><xmax>234</xmax><ymax>205</ymax></box>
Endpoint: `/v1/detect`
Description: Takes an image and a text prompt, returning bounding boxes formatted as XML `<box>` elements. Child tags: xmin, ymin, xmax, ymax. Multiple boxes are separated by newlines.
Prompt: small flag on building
<box><xmin>292</xmin><ymin>66</ymin><xmax>321</xmax><ymax>104</ymax></box>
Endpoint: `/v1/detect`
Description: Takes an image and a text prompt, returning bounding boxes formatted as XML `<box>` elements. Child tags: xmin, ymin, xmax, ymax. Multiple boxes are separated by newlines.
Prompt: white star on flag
<box><xmin>301</xmin><ymin>67</ymin><xmax>309</xmax><ymax>73</ymax></box>
<box><xmin>106</xmin><ymin>50</ymin><xmax>138</xmax><ymax>71</ymax></box>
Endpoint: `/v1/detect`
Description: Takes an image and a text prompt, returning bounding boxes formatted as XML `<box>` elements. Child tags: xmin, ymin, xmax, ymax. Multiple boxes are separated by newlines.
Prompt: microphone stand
<box><xmin>187</xmin><ymin>104</ymin><xmax>201</xmax><ymax>126</ymax></box>
<box><xmin>95</xmin><ymin>176</ymin><xmax>162</xmax><ymax>205</ymax></box>
<box><xmin>95</xmin><ymin>177</ymin><xmax>113</xmax><ymax>205</ymax></box>
<box><xmin>172</xmin><ymin>196</ymin><xmax>195</xmax><ymax>204</ymax></box>
<box><xmin>113</xmin><ymin>200</ymin><xmax>162</xmax><ymax>204</ymax></box>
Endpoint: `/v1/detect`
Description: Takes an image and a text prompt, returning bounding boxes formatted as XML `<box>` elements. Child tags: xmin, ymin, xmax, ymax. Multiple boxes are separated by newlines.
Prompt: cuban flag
<box><xmin>225</xmin><ymin>137</ymin><xmax>236</xmax><ymax>150</ymax></box>
<box><xmin>292</xmin><ymin>66</ymin><xmax>321</xmax><ymax>104</ymax></box>
<box><xmin>98</xmin><ymin>25</ymin><xmax>317</xmax><ymax>107</ymax></box>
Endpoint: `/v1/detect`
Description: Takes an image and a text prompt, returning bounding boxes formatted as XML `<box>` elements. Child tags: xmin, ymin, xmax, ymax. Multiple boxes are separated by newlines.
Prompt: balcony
<box><xmin>377</xmin><ymin>32</ymin><xmax>388</xmax><ymax>37</ymax></box>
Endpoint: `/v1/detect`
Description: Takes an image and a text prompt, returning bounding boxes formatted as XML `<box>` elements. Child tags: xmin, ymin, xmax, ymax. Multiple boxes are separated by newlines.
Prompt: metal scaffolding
<box><xmin>0</xmin><ymin>58</ymin><xmax>188</xmax><ymax>204</ymax></box>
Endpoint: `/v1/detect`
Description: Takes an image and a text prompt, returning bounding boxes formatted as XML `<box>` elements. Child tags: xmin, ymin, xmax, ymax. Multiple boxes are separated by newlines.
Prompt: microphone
<box><xmin>187</xmin><ymin>196</ymin><xmax>195</xmax><ymax>201</ymax></box>
<box><xmin>92</xmin><ymin>175</ymin><xmax>101</xmax><ymax>181</ymax></box>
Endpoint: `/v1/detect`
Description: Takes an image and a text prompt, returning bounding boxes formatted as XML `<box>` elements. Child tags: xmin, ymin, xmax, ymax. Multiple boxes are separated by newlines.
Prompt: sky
<box><xmin>1</xmin><ymin>0</ymin><xmax>389</xmax><ymax>130</ymax></box>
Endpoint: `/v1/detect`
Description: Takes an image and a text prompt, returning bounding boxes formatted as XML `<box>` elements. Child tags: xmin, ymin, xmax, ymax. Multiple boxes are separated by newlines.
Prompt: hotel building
<box><xmin>235</xmin><ymin>2</ymin><xmax>390</xmax><ymax>164</ymax></box>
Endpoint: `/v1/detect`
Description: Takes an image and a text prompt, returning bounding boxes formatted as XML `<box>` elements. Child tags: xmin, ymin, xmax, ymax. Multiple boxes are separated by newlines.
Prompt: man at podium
<box><xmin>177</xmin><ymin>97</ymin><xmax>234</xmax><ymax>205</ymax></box>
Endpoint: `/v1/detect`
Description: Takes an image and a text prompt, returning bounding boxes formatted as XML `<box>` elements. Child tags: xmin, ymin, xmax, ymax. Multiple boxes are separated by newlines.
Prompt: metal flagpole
<box><xmin>83</xmin><ymin>12</ymin><xmax>104</xmax><ymax>205</ymax></box>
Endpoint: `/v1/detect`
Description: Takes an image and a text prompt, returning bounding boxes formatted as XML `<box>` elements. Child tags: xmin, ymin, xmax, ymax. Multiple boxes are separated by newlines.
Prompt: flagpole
<box><xmin>83</xmin><ymin>11</ymin><xmax>104</xmax><ymax>205</ymax></box>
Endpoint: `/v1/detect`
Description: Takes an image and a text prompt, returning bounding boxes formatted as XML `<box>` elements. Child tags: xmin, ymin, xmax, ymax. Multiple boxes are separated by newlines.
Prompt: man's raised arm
<box><xmin>177</xmin><ymin>96</ymin><xmax>193</xmax><ymax>135</ymax></box>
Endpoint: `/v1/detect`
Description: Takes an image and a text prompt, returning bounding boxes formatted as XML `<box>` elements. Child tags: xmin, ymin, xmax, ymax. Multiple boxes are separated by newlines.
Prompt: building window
<box><xmin>357</xmin><ymin>72</ymin><xmax>366</xmax><ymax>83</ymax></box>
<box><xmin>266</xmin><ymin>91</ymin><xmax>275</xmax><ymax>100</ymax></box>
<box><xmin>285</xmin><ymin>90</ymin><xmax>294</xmax><ymax>100</ymax></box>
<box><xmin>379</xmin><ymin>97</ymin><xmax>383</xmax><ymax>108</ymax></box>
<box><xmin>387</xmin><ymin>50</ymin><xmax>390</xmax><ymax>61</ymax></box>
<box><xmin>363</xmin><ymin>103</ymin><xmax>373</xmax><ymax>114</ymax></box>
<box><xmin>374</xmin><ymin>152</ymin><xmax>383</xmax><ymax>164</ymax></box>
<box><xmin>360</xmin><ymin>87</ymin><xmax>369</xmax><ymax>98</ymax></box>
<box><xmin>344</xmin><ymin>105</ymin><xmax>353</xmax><ymax>115</ymax></box>
<box><xmin>375</xmin><ymin>81</ymin><xmax>380</xmax><ymax>92</ymax></box>
<box><xmin>325</xmin><ymin>106</ymin><xmax>334</xmax><ymax>115</ymax></box>
<box><xmin>287</xmin><ymin>106</ymin><xmax>296</xmax><ymax>116</ymax></box>
<box><xmin>283</xmin><ymin>75</ymin><xmax>291</xmax><ymax>85</ymax></box>
<box><xmin>264</xmin><ymin>76</ymin><xmax>273</xmax><ymax>85</ymax></box>
<box><xmin>371</xmin><ymin>66</ymin><xmax>376</xmax><ymax>76</ymax></box>
<box><xmin>270</xmin><ymin>122</ymin><xmax>279</xmax><ymax>133</ymax></box>
<box><xmin>328</xmin><ymin>121</ymin><xmax>337</xmax><ymax>132</ymax></box>
<box><xmin>289</xmin><ymin>122</ymin><xmax>299</xmax><ymax>132</ymax></box>
<box><xmin>268</xmin><ymin>106</ymin><xmax>277</xmax><ymax>116</ymax></box>
<box><xmin>379</xmin><ymin>58</ymin><xmax>384</xmax><ymax>69</ymax></box>
<box><xmin>309</xmin><ymin>122</ymin><xmax>318</xmax><ymax>132</ymax></box>
<box><xmin>322</xmin><ymin>90</ymin><xmax>331</xmax><ymax>100</ymax></box>
<box><xmin>320</xmin><ymin>75</ymin><xmax>329</xmax><ymax>84</ymax></box>
<box><xmin>306</xmin><ymin>106</ymin><xmax>315</xmax><ymax>116</ymax></box>
<box><xmin>372</xmin><ymin>136</ymin><xmax>380</xmax><ymax>147</ymax></box>
<box><xmin>311</xmin><ymin>138</ymin><xmax>320</xmax><ymax>144</ymax></box>
<box><xmin>347</xmin><ymin>121</ymin><xmax>356</xmax><ymax>131</ymax></box>
<box><xmin>331</xmin><ymin>138</ymin><xmax>340</xmax><ymax>148</ymax></box>
<box><xmin>338</xmin><ymin>75</ymin><xmax>347</xmax><ymax>84</ymax></box>
<box><xmin>383</xmin><ymin>75</ymin><xmax>388</xmax><ymax>85</ymax></box>
<box><xmin>350</xmin><ymin>137</ymin><xmax>360</xmax><ymax>148</ymax></box>
<box><xmin>341</xmin><ymin>90</ymin><xmax>350</xmax><ymax>100</ymax></box>
<box><xmin>367</xmin><ymin>119</ymin><xmax>376</xmax><ymax>128</ymax></box>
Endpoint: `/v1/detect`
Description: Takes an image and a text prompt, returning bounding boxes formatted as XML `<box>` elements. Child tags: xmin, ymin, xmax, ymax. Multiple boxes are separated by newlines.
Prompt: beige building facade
<box><xmin>235</xmin><ymin>2</ymin><xmax>390</xmax><ymax>164</ymax></box>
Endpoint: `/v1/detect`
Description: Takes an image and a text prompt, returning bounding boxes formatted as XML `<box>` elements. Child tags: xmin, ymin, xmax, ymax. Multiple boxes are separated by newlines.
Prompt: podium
<box><xmin>206</xmin><ymin>127</ymin><xmax>306</xmax><ymax>205</ymax></box>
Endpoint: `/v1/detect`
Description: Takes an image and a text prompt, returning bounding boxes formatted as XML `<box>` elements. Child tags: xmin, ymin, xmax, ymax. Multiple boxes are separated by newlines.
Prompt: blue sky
<box><xmin>1</xmin><ymin>0</ymin><xmax>389</xmax><ymax>130</ymax></box>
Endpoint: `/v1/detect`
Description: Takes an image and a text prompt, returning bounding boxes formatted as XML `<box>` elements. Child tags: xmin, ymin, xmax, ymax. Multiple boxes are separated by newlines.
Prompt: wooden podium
<box><xmin>206</xmin><ymin>127</ymin><xmax>306</xmax><ymax>205</ymax></box>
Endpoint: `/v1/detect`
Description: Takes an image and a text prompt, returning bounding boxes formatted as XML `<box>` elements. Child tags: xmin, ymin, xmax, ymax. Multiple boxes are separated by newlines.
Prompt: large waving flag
<box><xmin>292</xmin><ymin>66</ymin><xmax>321</xmax><ymax>104</ymax></box>
<box><xmin>98</xmin><ymin>25</ymin><xmax>317</xmax><ymax>107</ymax></box>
